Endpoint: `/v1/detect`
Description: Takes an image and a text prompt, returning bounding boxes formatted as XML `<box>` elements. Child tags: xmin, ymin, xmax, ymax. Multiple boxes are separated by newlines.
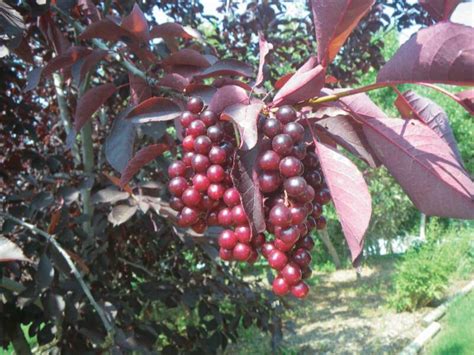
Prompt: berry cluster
<box><xmin>168</xmin><ymin>97</ymin><xmax>332</xmax><ymax>299</ymax></box>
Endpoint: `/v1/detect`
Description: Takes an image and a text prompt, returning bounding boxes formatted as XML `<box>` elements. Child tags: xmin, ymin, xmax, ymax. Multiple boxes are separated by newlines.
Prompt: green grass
<box><xmin>426</xmin><ymin>291</ymin><xmax>474</xmax><ymax>355</ymax></box>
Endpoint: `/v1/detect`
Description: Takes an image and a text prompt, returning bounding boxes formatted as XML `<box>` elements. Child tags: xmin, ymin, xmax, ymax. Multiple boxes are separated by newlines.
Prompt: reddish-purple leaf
<box><xmin>121</xmin><ymin>4</ymin><xmax>150</xmax><ymax>42</ymax></box>
<box><xmin>314</xmin><ymin>141</ymin><xmax>371</xmax><ymax>263</ymax></box>
<box><xmin>24</xmin><ymin>67</ymin><xmax>43</xmax><ymax>92</ymax></box>
<box><xmin>158</xmin><ymin>73</ymin><xmax>190</xmax><ymax>92</ymax></box>
<box><xmin>0</xmin><ymin>236</ymin><xmax>30</xmax><ymax>263</ymax></box>
<box><xmin>231</xmin><ymin>146</ymin><xmax>266</xmax><ymax>238</ymax></box>
<box><xmin>166</xmin><ymin>65</ymin><xmax>203</xmax><ymax>79</ymax></box>
<box><xmin>209</xmin><ymin>85</ymin><xmax>249</xmax><ymax>114</ymax></box>
<box><xmin>394</xmin><ymin>90</ymin><xmax>464</xmax><ymax>166</ymax></box>
<box><xmin>79</xmin><ymin>18</ymin><xmax>132</xmax><ymax>42</ymax></box>
<box><xmin>272</xmin><ymin>59</ymin><xmax>325</xmax><ymax>107</ymax></box>
<box><xmin>185</xmin><ymin>84</ymin><xmax>217</xmax><ymax>106</ymax></box>
<box><xmin>315</xmin><ymin>115</ymin><xmax>381</xmax><ymax>167</ymax></box>
<box><xmin>150</xmin><ymin>23</ymin><xmax>201</xmax><ymax>40</ymax></box>
<box><xmin>78</xmin><ymin>0</ymin><xmax>101</xmax><ymax>23</ymax></box>
<box><xmin>43</xmin><ymin>46</ymin><xmax>92</xmax><ymax>77</ymax></box>
<box><xmin>362</xmin><ymin>118</ymin><xmax>474</xmax><ymax>218</ymax></box>
<box><xmin>162</xmin><ymin>48</ymin><xmax>210</xmax><ymax>68</ymax></box>
<box><xmin>333</xmin><ymin>90</ymin><xmax>388</xmax><ymax>120</ymax></box>
<box><xmin>419</xmin><ymin>0</ymin><xmax>461</xmax><ymax>21</ymax></box>
<box><xmin>39</xmin><ymin>13</ymin><xmax>71</xmax><ymax>55</ymax></box>
<box><xmin>105</xmin><ymin>108</ymin><xmax>136</xmax><ymax>173</ymax></box>
<box><xmin>74</xmin><ymin>83</ymin><xmax>116</xmax><ymax>131</ymax></box>
<box><xmin>378</xmin><ymin>22</ymin><xmax>474</xmax><ymax>86</ymax></box>
<box><xmin>456</xmin><ymin>89</ymin><xmax>474</xmax><ymax>115</ymax></box>
<box><xmin>221</xmin><ymin>101</ymin><xmax>264</xmax><ymax>150</ymax></box>
<box><xmin>311</xmin><ymin>0</ymin><xmax>375</xmax><ymax>66</ymax></box>
<box><xmin>71</xmin><ymin>49</ymin><xmax>108</xmax><ymax>87</ymax></box>
<box><xmin>129</xmin><ymin>73</ymin><xmax>151</xmax><ymax>105</ymax></box>
<box><xmin>126</xmin><ymin>97</ymin><xmax>182</xmax><ymax>123</ymax></box>
<box><xmin>195</xmin><ymin>59</ymin><xmax>253</xmax><ymax>79</ymax></box>
<box><xmin>120</xmin><ymin>143</ymin><xmax>168</xmax><ymax>187</ymax></box>
<box><xmin>274</xmin><ymin>72</ymin><xmax>294</xmax><ymax>90</ymax></box>
<box><xmin>256</xmin><ymin>31</ymin><xmax>273</xmax><ymax>87</ymax></box>
<box><xmin>213</xmin><ymin>78</ymin><xmax>252</xmax><ymax>91</ymax></box>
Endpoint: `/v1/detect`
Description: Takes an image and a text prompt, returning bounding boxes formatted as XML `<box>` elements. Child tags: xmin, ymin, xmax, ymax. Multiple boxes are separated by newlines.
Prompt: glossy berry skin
<box><xmin>292</xmin><ymin>248</ymin><xmax>312</xmax><ymax>268</ymax></box>
<box><xmin>168</xmin><ymin>161</ymin><xmax>186</xmax><ymax>178</ymax></box>
<box><xmin>187</xmin><ymin>120</ymin><xmax>207</xmax><ymax>137</ymax></box>
<box><xmin>231</xmin><ymin>205</ymin><xmax>248</xmax><ymax>225</ymax></box>
<box><xmin>261</xmin><ymin>243</ymin><xmax>276</xmax><ymax>258</ymax></box>
<box><xmin>178</xmin><ymin>207</ymin><xmax>200</xmax><ymax>227</ymax></box>
<box><xmin>303</xmin><ymin>152</ymin><xmax>319</xmax><ymax>168</ymax></box>
<box><xmin>235</xmin><ymin>225</ymin><xmax>251</xmax><ymax>244</ymax></box>
<box><xmin>207</xmin><ymin>165</ymin><xmax>225</xmax><ymax>183</ymax></box>
<box><xmin>218</xmin><ymin>230</ymin><xmax>238</xmax><ymax>249</ymax></box>
<box><xmin>233</xmin><ymin>243</ymin><xmax>252</xmax><ymax>261</ymax></box>
<box><xmin>276</xmin><ymin>105</ymin><xmax>297</xmax><ymax>123</ymax></box>
<box><xmin>168</xmin><ymin>177</ymin><xmax>188</xmax><ymax>197</ymax></box>
<box><xmin>274</xmin><ymin>238</ymin><xmax>294</xmax><ymax>252</ymax></box>
<box><xmin>281</xmin><ymin>262</ymin><xmax>302</xmax><ymax>286</ymax></box>
<box><xmin>298</xmin><ymin>223</ymin><xmax>309</xmax><ymax>237</ymax></box>
<box><xmin>182</xmin><ymin>135</ymin><xmax>195</xmax><ymax>152</ymax></box>
<box><xmin>316</xmin><ymin>215</ymin><xmax>327</xmax><ymax>230</ymax></box>
<box><xmin>223</xmin><ymin>188</ymin><xmax>240</xmax><ymax>207</ymax></box>
<box><xmin>194</xmin><ymin>135</ymin><xmax>212</xmax><ymax>154</ymax></box>
<box><xmin>180</xmin><ymin>112</ymin><xmax>198</xmax><ymax>128</ymax></box>
<box><xmin>267</xmin><ymin>249</ymin><xmax>288</xmax><ymax>270</ymax></box>
<box><xmin>208</xmin><ymin>146</ymin><xmax>227</xmax><ymax>165</ymax></box>
<box><xmin>291</xmin><ymin>281</ymin><xmax>309</xmax><ymax>299</ymax></box>
<box><xmin>315</xmin><ymin>188</ymin><xmax>331</xmax><ymax>205</ymax></box>
<box><xmin>258</xmin><ymin>172</ymin><xmax>282</xmax><ymax>193</ymax></box>
<box><xmin>283</xmin><ymin>122</ymin><xmax>305</xmax><ymax>142</ymax></box>
<box><xmin>284</xmin><ymin>177</ymin><xmax>308</xmax><ymax>197</ymax></box>
<box><xmin>200</xmin><ymin>195</ymin><xmax>218</xmax><ymax>210</ymax></box>
<box><xmin>217</xmin><ymin>208</ymin><xmax>233</xmax><ymax>226</ymax></box>
<box><xmin>269</xmin><ymin>204</ymin><xmax>292</xmax><ymax>228</ymax></box>
<box><xmin>312</xmin><ymin>203</ymin><xmax>323</xmax><ymax>218</ymax></box>
<box><xmin>279</xmin><ymin>156</ymin><xmax>304</xmax><ymax>177</ymax></box>
<box><xmin>276</xmin><ymin>226</ymin><xmax>300</xmax><ymax>245</ymax></box>
<box><xmin>296</xmin><ymin>235</ymin><xmax>315</xmax><ymax>251</ymax></box>
<box><xmin>182</xmin><ymin>152</ymin><xmax>195</xmax><ymax>167</ymax></box>
<box><xmin>200</xmin><ymin>110</ymin><xmax>217</xmax><ymax>126</ymax></box>
<box><xmin>305</xmin><ymin>170</ymin><xmax>322</xmax><ymax>188</ymax></box>
<box><xmin>295</xmin><ymin>185</ymin><xmax>315</xmax><ymax>203</ymax></box>
<box><xmin>272</xmin><ymin>276</ymin><xmax>290</xmax><ymax>296</ymax></box>
<box><xmin>207</xmin><ymin>125</ymin><xmax>224</xmax><ymax>143</ymax></box>
<box><xmin>191</xmin><ymin>154</ymin><xmax>210</xmax><ymax>173</ymax></box>
<box><xmin>181</xmin><ymin>187</ymin><xmax>201</xmax><ymax>207</ymax></box>
<box><xmin>272</xmin><ymin>134</ymin><xmax>293</xmax><ymax>156</ymax></box>
<box><xmin>169</xmin><ymin>197</ymin><xmax>184</xmax><ymax>211</ymax></box>
<box><xmin>219</xmin><ymin>248</ymin><xmax>233</xmax><ymax>261</ymax></box>
<box><xmin>187</xmin><ymin>97</ymin><xmax>204</xmax><ymax>114</ymax></box>
<box><xmin>263</xmin><ymin>118</ymin><xmax>282</xmax><ymax>138</ymax></box>
<box><xmin>259</xmin><ymin>150</ymin><xmax>281</xmax><ymax>171</ymax></box>
<box><xmin>208</xmin><ymin>184</ymin><xmax>225</xmax><ymax>200</ymax></box>
<box><xmin>192</xmin><ymin>174</ymin><xmax>210</xmax><ymax>192</ymax></box>
<box><xmin>290</xmin><ymin>206</ymin><xmax>307</xmax><ymax>225</ymax></box>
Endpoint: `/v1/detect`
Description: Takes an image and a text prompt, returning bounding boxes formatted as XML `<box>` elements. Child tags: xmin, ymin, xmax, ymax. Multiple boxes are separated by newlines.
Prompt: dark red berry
<box><xmin>180</xmin><ymin>111</ymin><xmax>198</xmax><ymax>128</ymax></box>
<box><xmin>315</xmin><ymin>188</ymin><xmax>331</xmax><ymax>205</ymax></box>
<box><xmin>316</xmin><ymin>215</ymin><xmax>327</xmax><ymax>230</ymax></box>
<box><xmin>231</xmin><ymin>205</ymin><xmax>248</xmax><ymax>225</ymax></box>
<box><xmin>187</xmin><ymin>97</ymin><xmax>204</xmax><ymax>114</ymax></box>
<box><xmin>258</xmin><ymin>172</ymin><xmax>282</xmax><ymax>193</ymax></box>
<box><xmin>182</xmin><ymin>152</ymin><xmax>195</xmax><ymax>167</ymax></box>
<box><xmin>168</xmin><ymin>177</ymin><xmax>188</xmax><ymax>197</ymax></box>
<box><xmin>219</xmin><ymin>248</ymin><xmax>233</xmax><ymax>261</ymax></box>
<box><xmin>207</xmin><ymin>164</ymin><xmax>225</xmax><ymax>183</ymax></box>
<box><xmin>182</xmin><ymin>135</ymin><xmax>195</xmax><ymax>152</ymax></box>
<box><xmin>223</xmin><ymin>188</ymin><xmax>240</xmax><ymax>207</ymax></box>
<box><xmin>170</xmin><ymin>197</ymin><xmax>184</xmax><ymax>211</ymax></box>
<box><xmin>218</xmin><ymin>208</ymin><xmax>233</xmax><ymax>226</ymax></box>
<box><xmin>303</xmin><ymin>152</ymin><xmax>319</xmax><ymax>168</ymax></box>
<box><xmin>209</xmin><ymin>146</ymin><xmax>227</xmax><ymax>164</ymax></box>
<box><xmin>247</xmin><ymin>250</ymin><xmax>259</xmax><ymax>264</ymax></box>
<box><xmin>178</xmin><ymin>207</ymin><xmax>200</xmax><ymax>227</ymax></box>
<box><xmin>274</xmin><ymin>238</ymin><xmax>293</xmax><ymax>252</ymax></box>
<box><xmin>283</xmin><ymin>122</ymin><xmax>304</xmax><ymax>142</ymax></box>
<box><xmin>251</xmin><ymin>233</ymin><xmax>266</xmax><ymax>249</ymax></box>
<box><xmin>292</xmin><ymin>143</ymin><xmax>307</xmax><ymax>160</ymax></box>
<box><xmin>305</xmin><ymin>170</ymin><xmax>322</xmax><ymax>188</ymax></box>
<box><xmin>269</xmin><ymin>204</ymin><xmax>292</xmax><ymax>228</ymax></box>
<box><xmin>194</xmin><ymin>135</ymin><xmax>212</xmax><ymax>154</ymax></box>
<box><xmin>296</xmin><ymin>235</ymin><xmax>315</xmax><ymax>251</ymax></box>
<box><xmin>191</xmin><ymin>154</ymin><xmax>210</xmax><ymax>173</ymax></box>
<box><xmin>281</xmin><ymin>262</ymin><xmax>302</xmax><ymax>286</ymax></box>
<box><xmin>272</xmin><ymin>276</ymin><xmax>290</xmax><ymax>296</ymax></box>
<box><xmin>192</xmin><ymin>174</ymin><xmax>210</xmax><ymax>192</ymax></box>
<box><xmin>187</xmin><ymin>120</ymin><xmax>206</xmax><ymax>137</ymax></box>
<box><xmin>233</xmin><ymin>243</ymin><xmax>252</xmax><ymax>261</ymax></box>
<box><xmin>312</xmin><ymin>203</ymin><xmax>323</xmax><ymax>218</ymax></box>
<box><xmin>295</xmin><ymin>185</ymin><xmax>315</xmax><ymax>203</ymax></box>
<box><xmin>181</xmin><ymin>187</ymin><xmax>201</xmax><ymax>207</ymax></box>
<box><xmin>259</xmin><ymin>150</ymin><xmax>281</xmax><ymax>171</ymax></box>
<box><xmin>276</xmin><ymin>226</ymin><xmax>300</xmax><ymax>245</ymax></box>
<box><xmin>301</xmin><ymin>267</ymin><xmax>312</xmax><ymax>280</ymax></box>
<box><xmin>263</xmin><ymin>118</ymin><xmax>282</xmax><ymax>138</ymax></box>
<box><xmin>168</xmin><ymin>161</ymin><xmax>186</xmax><ymax>178</ymax></box>
<box><xmin>235</xmin><ymin>225</ymin><xmax>251</xmax><ymax>244</ymax></box>
<box><xmin>279</xmin><ymin>156</ymin><xmax>303</xmax><ymax>177</ymax></box>
<box><xmin>218</xmin><ymin>230</ymin><xmax>238</xmax><ymax>249</ymax></box>
<box><xmin>293</xmin><ymin>248</ymin><xmax>312</xmax><ymax>268</ymax></box>
<box><xmin>291</xmin><ymin>281</ymin><xmax>309</xmax><ymax>298</ymax></box>
<box><xmin>207</xmin><ymin>125</ymin><xmax>224</xmax><ymax>143</ymax></box>
<box><xmin>276</xmin><ymin>105</ymin><xmax>297</xmax><ymax>123</ymax></box>
<box><xmin>208</xmin><ymin>184</ymin><xmax>225</xmax><ymax>200</ymax></box>
<box><xmin>200</xmin><ymin>110</ymin><xmax>218</xmax><ymax>126</ymax></box>
<box><xmin>272</xmin><ymin>134</ymin><xmax>293</xmax><ymax>156</ymax></box>
<box><xmin>207</xmin><ymin>212</ymin><xmax>218</xmax><ymax>225</ymax></box>
<box><xmin>261</xmin><ymin>243</ymin><xmax>276</xmax><ymax>258</ymax></box>
<box><xmin>201</xmin><ymin>195</ymin><xmax>218</xmax><ymax>210</ymax></box>
<box><xmin>192</xmin><ymin>219</ymin><xmax>207</xmax><ymax>233</ymax></box>
<box><xmin>290</xmin><ymin>206</ymin><xmax>307</xmax><ymax>225</ymax></box>
<box><xmin>284</xmin><ymin>176</ymin><xmax>307</xmax><ymax>197</ymax></box>
<box><xmin>268</xmin><ymin>249</ymin><xmax>288</xmax><ymax>270</ymax></box>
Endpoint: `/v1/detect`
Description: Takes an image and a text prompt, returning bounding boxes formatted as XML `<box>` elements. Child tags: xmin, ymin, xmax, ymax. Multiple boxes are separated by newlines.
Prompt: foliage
<box><xmin>389</xmin><ymin>226</ymin><xmax>474</xmax><ymax>312</ymax></box>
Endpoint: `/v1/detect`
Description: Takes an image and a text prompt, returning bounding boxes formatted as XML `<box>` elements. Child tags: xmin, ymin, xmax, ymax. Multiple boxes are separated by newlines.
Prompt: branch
<box><xmin>0</xmin><ymin>213</ymin><xmax>115</xmax><ymax>339</ymax></box>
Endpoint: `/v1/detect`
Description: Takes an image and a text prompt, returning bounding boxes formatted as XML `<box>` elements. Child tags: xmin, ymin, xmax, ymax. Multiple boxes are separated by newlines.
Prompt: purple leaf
<box><xmin>120</xmin><ymin>144</ymin><xmax>168</xmax><ymax>187</ymax></box>
<box><xmin>74</xmin><ymin>83</ymin><xmax>116</xmax><ymax>131</ymax></box>
<box><xmin>79</xmin><ymin>18</ymin><xmax>132</xmax><ymax>42</ymax></box>
<box><xmin>158</xmin><ymin>73</ymin><xmax>189</xmax><ymax>92</ymax></box>
<box><xmin>71</xmin><ymin>49</ymin><xmax>108</xmax><ymax>87</ymax></box>
<box><xmin>315</xmin><ymin>115</ymin><xmax>381</xmax><ymax>167</ymax></box>
<box><xmin>272</xmin><ymin>59</ymin><xmax>325</xmax><ymax>107</ymax></box>
<box><xmin>213</xmin><ymin>78</ymin><xmax>252</xmax><ymax>91</ymax></box>
<box><xmin>362</xmin><ymin>118</ymin><xmax>474</xmax><ymax>219</ymax></box>
<box><xmin>78</xmin><ymin>0</ymin><xmax>101</xmax><ymax>23</ymax></box>
<box><xmin>419</xmin><ymin>0</ymin><xmax>461</xmax><ymax>21</ymax></box>
<box><xmin>333</xmin><ymin>90</ymin><xmax>388</xmax><ymax>120</ymax></box>
<box><xmin>231</xmin><ymin>146</ymin><xmax>266</xmax><ymax>238</ymax></box>
<box><xmin>105</xmin><ymin>108</ymin><xmax>136</xmax><ymax>173</ymax></box>
<box><xmin>377</xmin><ymin>22</ymin><xmax>474</xmax><ymax>86</ymax></box>
<box><xmin>456</xmin><ymin>89</ymin><xmax>474</xmax><ymax>115</ymax></box>
<box><xmin>256</xmin><ymin>32</ymin><xmax>273</xmax><ymax>87</ymax></box>
<box><xmin>162</xmin><ymin>48</ymin><xmax>211</xmax><ymax>68</ymax></box>
<box><xmin>208</xmin><ymin>85</ymin><xmax>249</xmax><ymax>114</ymax></box>
<box><xmin>221</xmin><ymin>101</ymin><xmax>264</xmax><ymax>150</ymax></box>
<box><xmin>43</xmin><ymin>46</ymin><xmax>92</xmax><ymax>77</ymax></box>
<box><xmin>129</xmin><ymin>73</ymin><xmax>151</xmax><ymax>105</ymax></box>
<box><xmin>121</xmin><ymin>4</ymin><xmax>150</xmax><ymax>42</ymax></box>
<box><xmin>126</xmin><ymin>97</ymin><xmax>182</xmax><ymax>123</ymax></box>
<box><xmin>394</xmin><ymin>90</ymin><xmax>464</xmax><ymax>166</ymax></box>
<box><xmin>185</xmin><ymin>84</ymin><xmax>217</xmax><ymax>106</ymax></box>
<box><xmin>0</xmin><ymin>236</ymin><xmax>30</xmax><ymax>263</ymax></box>
<box><xmin>150</xmin><ymin>23</ymin><xmax>201</xmax><ymax>40</ymax></box>
<box><xmin>195</xmin><ymin>59</ymin><xmax>253</xmax><ymax>79</ymax></box>
<box><xmin>311</xmin><ymin>0</ymin><xmax>375</xmax><ymax>66</ymax></box>
<box><xmin>314</xmin><ymin>141</ymin><xmax>372</xmax><ymax>263</ymax></box>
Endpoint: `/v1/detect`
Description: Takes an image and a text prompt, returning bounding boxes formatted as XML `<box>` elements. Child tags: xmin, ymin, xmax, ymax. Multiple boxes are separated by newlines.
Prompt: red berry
<box><xmin>272</xmin><ymin>276</ymin><xmax>290</xmax><ymax>296</ymax></box>
<box><xmin>168</xmin><ymin>161</ymin><xmax>187</xmax><ymax>178</ymax></box>
<box><xmin>274</xmin><ymin>238</ymin><xmax>293</xmax><ymax>252</ymax></box>
<box><xmin>192</xmin><ymin>154</ymin><xmax>210</xmax><ymax>173</ymax></box>
<box><xmin>200</xmin><ymin>195</ymin><xmax>218</xmax><ymax>210</ymax></box>
<box><xmin>178</xmin><ymin>207</ymin><xmax>200</xmax><ymax>227</ymax></box>
<box><xmin>235</xmin><ymin>225</ymin><xmax>251</xmax><ymax>244</ymax></box>
<box><xmin>218</xmin><ymin>230</ymin><xmax>238</xmax><ymax>249</ymax></box>
<box><xmin>263</xmin><ymin>118</ymin><xmax>282</xmax><ymax>138</ymax></box>
<box><xmin>261</xmin><ymin>242</ymin><xmax>276</xmax><ymax>258</ymax></box>
<box><xmin>259</xmin><ymin>150</ymin><xmax>281</xmax><ymax>171</ymax></box>
<box><xmin>281</xmin><ymin>262</ymin><xmax>302</xmax><ymax>285</ymax></box>
<box><xmin>181</xmin><ymin>187</ymin><xmax>201</xmax><ymax>207</ymax></box>
<box><xmin>272</xmin><ymin>134</ymin><xmax>293</xmax><ymax>156</ymax></box>
<box><xmin>170</xmin><ymin>197</ymin><xmax>184</xmax><ymax>211</ymax></box>
<box><xmin>258</xmin><ymin>172</ymin><xmax>282</xmax><ymax>193</ymax></box>
<box><xmin>305</xmin><ymin>170</ymin><xmax>322</xmax><ymax>188</ymax></box>
<box><xmin>187</xmin><ymin>96</ymin><xmax>204</xmax><ymax>114</ymax></box>
<box><xmin>283</xmin><ymin>122</ymin><xmax>304</xmax><ymax>142</ymax></box>
<box><xmin>291</xmin><ymin>281</ymin><xmax>309</xmax><ymax>298</ymax></box>
<box><xmin>295</xmin><ymin>185</ymin><xmax>315</xmax><ymax>203</ymax></box>
<box><xmin>276</xmin><ymin>105</ymin><xmax>297</xmax><ymax>123</ymax></box>
<box><xmin>296</xmin><ymin>235</ymin><xmax>315</xmax><ymax>251</ymax></box>
<box><xmin>233</xmin><ymin>243</ymin><xmax>252</xmax><ymax>261</ymax></box>
<box><xmin>192</xmin><ymin>219</ymin><xmax>207</xmax><ymax>233</ymax></box>
<box><xmin>292</xmin><ymin>143</ymin><xmax>307</xmax><ymax>160</ymax></box>
<box><xmin>269</xmin><ymin>204</ymin><xmax>292</xmax><ymax>228</ymax></box>
<box><xmin>231</xmin><ymin>205</ymin><xmax>248</xmax><ymax>225</ymax></box>
<box><xmin>292</xmin><ymin>248</ymin><xmax>312</xmax><ymax>268</ymax></box>
<box><xmin>168</xmin><ymin>177</ymin><xmax>188</xmax><ymax>197</ymax></box>
<box><xmin>209</xmin><ymin>146</ymin><xmax>227</xmax><ymax>164</ymax></box>
<box><xmin>316</xmin><ymin>215</ymin><xmax>327</xmax><ymax>230</ymax></box>
<box><xmin>279</xmin><ymin>156</ymin><xmax>303</xmax><ymax>177</ymax></box>
<box><xmin>200</xmin><ymin>110</ymin><xmax>218</xmax><ymax>126</ymax></box>
<box><xmin>192</xmin><ymin>174</ymin><xmax>210</xmax><ymax>192</ymax></box>
<box><xmin>284</xmin><ymin>177</ymin><xmax>308</xmax><ymax>197</ymax></box>
<box><xmin>182</xmin><ymin>135</ymin><xmax>195</xmax><ymax>152</ymax></box>
<box><xmin>268</xmin><ymin>249</ymin><xmax>288</xmax><ymax>270</ymax></box>
<box><xmin>251</xmin><ymin>233</ymin><xmax>266</xmax><ymax>249</ymax></box>
<box><xmin>207</xmin><ymin>212</ymin><xmax>218</xmax><ymax>225</ymax></box>
<box><xmin>208</xmin><ymin>184</ymin><xmax>225</xmax><ymax>200</ymax></box>
<box><xmin>180</xmin><ymin>111</ymin><xmax>198</xmax><ymax>128</ymax></box>
<box><xmin>276</xmin><ymin>226</ymin><xmax>300</xmax><ymax>245</ymax></box>
<box><xmin>194</xmin><ymin>135</ymin><xmax>212</xmax><ymax>154</ymax></box>
<box><xmin>207</xmin><ymin>164</ymin><xmax>225</xmax><ymax>183</ymax></box>
<box><xmin>207</xmin><ymin>125</ymin><xmax>224</xmax><ymax>143</ymax></box>
<box><xmin>187</xmin><ymin>120</ymin><xmax>206</xmax><ymax>137</ymax></box>
<box><xmin>312</xmin><ymin>203</ymin><xmax>323</xmax><ymax>218</ymax></box>
<box><xmin>290</xmin><ymin>206</ymin><xmax>307</xmax><ymax>225</ymax></box>
<box><xmin>219</xmin><ymin>248</ymin><xmax>233</xmax><ymax>261</ymax></box>
<box><xmin>217</xmin><ymin>208</ymin><xmax>233</xmax><ymax>226</ymax></box>
<box><xmin>182</xmin><ymin>152</ymin><xmax>195</xmax><ymax>167</ymax></box>
<box><xmin>315</xmin><ymin>188</ymin><xmax>331</xmax><ymax>205</ymax></box>
<box><xmin>223</xmin><ymin>187</ymin><xmax>240</xmax><ymax>207</ymax></box>
<box><xmin>303</xmin><ymin>152</ymin><xmax>319</xmax><ymax>168</ymax></box>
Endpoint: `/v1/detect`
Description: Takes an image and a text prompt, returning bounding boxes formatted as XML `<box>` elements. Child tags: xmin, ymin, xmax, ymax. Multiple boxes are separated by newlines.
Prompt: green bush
<box><xmin>389</xmin><ymin>226</ymin><xmax>474</xmax><ymax>312</ymax></box>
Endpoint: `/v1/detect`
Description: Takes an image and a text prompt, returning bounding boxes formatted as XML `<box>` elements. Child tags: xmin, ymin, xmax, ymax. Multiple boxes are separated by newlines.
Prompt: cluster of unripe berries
<box><xmin>168</xmin><ymin>97</ymin><xmax>331</xmax><ymax>299</ymax></box>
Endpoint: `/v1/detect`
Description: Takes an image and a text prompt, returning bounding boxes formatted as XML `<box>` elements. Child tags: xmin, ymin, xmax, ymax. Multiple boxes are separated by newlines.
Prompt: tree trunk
<box><xmin>9</xmin><ymin>323</ymin><xmax>32</xmax><ymax>355</ymax></box>
<box><xmin>319</xmin><ymin>228</ymin><xmax>342</xmax><ymax>269</ymax></box>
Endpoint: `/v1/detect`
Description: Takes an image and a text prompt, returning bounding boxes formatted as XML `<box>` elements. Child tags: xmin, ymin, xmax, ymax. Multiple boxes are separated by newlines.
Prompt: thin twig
<box><xmin>0</xmin><ymin>213</ymin><xmax>115</xmax><ymax>338</ymax></box>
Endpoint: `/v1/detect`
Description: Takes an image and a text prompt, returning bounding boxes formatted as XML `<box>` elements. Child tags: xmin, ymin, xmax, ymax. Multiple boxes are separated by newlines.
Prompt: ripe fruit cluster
<box><xmin>168</xmin><ymin>97</ymin><xmax>332</xmax><ymax>299</ymax></box>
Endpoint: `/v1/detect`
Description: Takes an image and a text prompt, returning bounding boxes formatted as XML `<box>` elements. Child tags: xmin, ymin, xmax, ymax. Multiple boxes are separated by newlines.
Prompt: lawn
<box><xmin>426</xmin><ymin>291</ymin><xmax>474</xmax><ymax>355</ymax></box>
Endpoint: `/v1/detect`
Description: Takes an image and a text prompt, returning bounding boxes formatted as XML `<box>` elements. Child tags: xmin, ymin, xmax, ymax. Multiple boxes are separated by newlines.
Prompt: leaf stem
<box><xmin>307</xmin><ymin>83</ymin><xmax>390</xmax><ymax>105</ymax></box>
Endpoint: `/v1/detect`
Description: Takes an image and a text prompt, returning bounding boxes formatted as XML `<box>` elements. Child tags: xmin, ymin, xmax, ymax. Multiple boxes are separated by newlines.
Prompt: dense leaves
<box><xmin>221</xmin><ymin>102</ymin><xmax>264</xmax><ymax>150</ymax></box>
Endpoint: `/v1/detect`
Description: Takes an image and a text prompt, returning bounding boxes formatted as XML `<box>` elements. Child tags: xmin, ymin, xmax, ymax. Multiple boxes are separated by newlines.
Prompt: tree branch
<box><xmin>0</xmin><ymin>213</ymin><xmax>115</xmax><ymax>339</ymax></box>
